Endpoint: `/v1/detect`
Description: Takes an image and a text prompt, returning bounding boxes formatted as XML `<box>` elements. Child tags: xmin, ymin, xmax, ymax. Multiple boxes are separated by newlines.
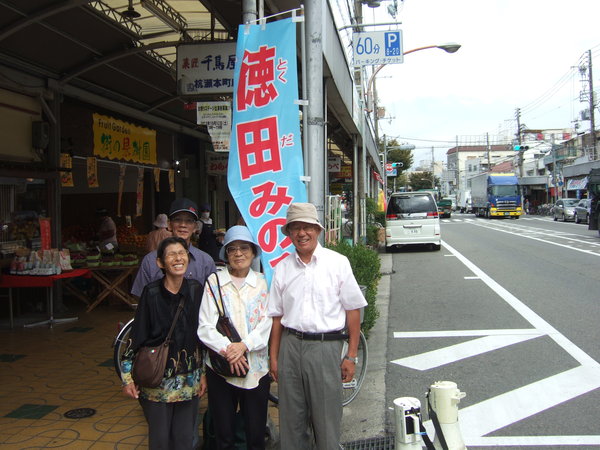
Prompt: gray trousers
<box><xmin>278</xmin><ymin>329</ymin><xmax>344</xmax><ymax>450</ymax></box>
<box><xmin>139</xmin><ymin>396</ymin><xmax>199</xmax><ymax>450</ymax></box>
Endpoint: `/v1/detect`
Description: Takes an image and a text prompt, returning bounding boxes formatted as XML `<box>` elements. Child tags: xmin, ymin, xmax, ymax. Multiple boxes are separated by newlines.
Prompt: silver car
<box><xmin>574</xmin><ymin>199</ymin><xmax>591</xmax><ymax>224</ymax></box>
<box><xmin>553</xmin><ymin>198</ymin><xmax>579</xmax><ymax>222</ymax></box>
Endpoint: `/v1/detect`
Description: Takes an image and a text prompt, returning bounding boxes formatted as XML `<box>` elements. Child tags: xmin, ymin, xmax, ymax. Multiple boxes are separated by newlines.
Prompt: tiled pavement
<box><xmin>0</xmin><ymin>298</ymin><xmax>280</xmax><ymax>449</ymax></box>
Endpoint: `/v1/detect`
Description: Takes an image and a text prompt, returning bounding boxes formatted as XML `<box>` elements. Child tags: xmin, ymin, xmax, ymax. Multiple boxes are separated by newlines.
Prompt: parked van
<box><xmin>385</xmin><ymin>192</ymin><xmax>441</xmax><ymax>251</ymax></box>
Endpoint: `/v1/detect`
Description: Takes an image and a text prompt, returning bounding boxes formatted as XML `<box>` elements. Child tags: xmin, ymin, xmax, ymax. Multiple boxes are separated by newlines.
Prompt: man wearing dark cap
<box><xmin>268</xmin><ymin>202</ymin><xmax>367</xmax><ymax>450</ymax></box>
<box><xmin>131</xmin><ymin>198</ymin><xmax>216</xmax><ymax>297</ymax></box>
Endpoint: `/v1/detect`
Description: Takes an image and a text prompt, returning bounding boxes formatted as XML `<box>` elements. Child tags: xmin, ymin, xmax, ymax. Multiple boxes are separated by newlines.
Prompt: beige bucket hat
<box><xmin>281</xmin><ymin>203</ymin><xmax>326</xmax><ymax>236</ymax></box>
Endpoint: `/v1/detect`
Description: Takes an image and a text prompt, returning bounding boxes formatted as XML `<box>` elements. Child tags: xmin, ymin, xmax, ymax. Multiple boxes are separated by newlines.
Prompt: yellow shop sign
<box><xmin>93</xmin><ymin>113</ymin><xmax>156</xmax><ymax>164</ymax></box>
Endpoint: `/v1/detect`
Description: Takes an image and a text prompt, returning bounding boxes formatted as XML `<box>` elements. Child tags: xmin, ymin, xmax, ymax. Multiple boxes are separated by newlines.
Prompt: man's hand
<box><xmin>269</xmin><ymin>358</ymin><xmax>278</xmax><ymax>382</ymax></box>
<box><xmin>341</xmin><ymin>358</ymin><xmax>356</xmax><ymax>383</ymax></box>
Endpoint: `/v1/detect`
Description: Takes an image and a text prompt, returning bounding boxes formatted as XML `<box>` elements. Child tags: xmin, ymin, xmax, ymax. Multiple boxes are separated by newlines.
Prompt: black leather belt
<box><xmin>286</xmin><ymin>327</ymin><xmax>348</xmax><ymax>341</ymax></box>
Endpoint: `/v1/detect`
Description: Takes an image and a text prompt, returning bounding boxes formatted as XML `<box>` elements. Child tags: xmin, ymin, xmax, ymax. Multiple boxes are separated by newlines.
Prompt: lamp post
<box><xmin>367</xmin><ymin>43</ymin><xmax>461</xmax><ymax>111</ymax></box>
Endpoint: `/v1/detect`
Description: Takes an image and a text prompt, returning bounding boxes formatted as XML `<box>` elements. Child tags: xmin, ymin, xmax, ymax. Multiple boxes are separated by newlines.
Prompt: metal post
<box><xmin>353</xmin><ymin>135</ymin><xmax>359</xmax><ymax>245</ymax></box>
<box><xmin>242</xmin><ymin>0</ymin><xmax>257</xmax><ymax>23</ymax></box>
<box><xmin>383</xmin><ymin>134</ymin><xmax>387</xmax><ymax>199</ymax></box>
<box><xmin>305</xmin><ymin>0</ymin><xmax>325</xmax><ymax>227</ymax></box>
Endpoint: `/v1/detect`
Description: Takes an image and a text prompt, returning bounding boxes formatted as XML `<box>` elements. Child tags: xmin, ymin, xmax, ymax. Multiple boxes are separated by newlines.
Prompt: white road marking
<box><xmin>464</xmin><ymin>276</ymin><xmax>479</xmax><ymax>279</ymax></box>
<box><xmin>391</xmin><ymin>334</ymin><xmax>542</xmax><ymax>370</ymax></box>
<box><xmin>442</xmin><ymin>240</ymin><xmax>597</xmax><ymax>366</ymax></box>
<box><xmin>394</xmin><ymin>328</ymin><xmax>542</xmax><ymax>338</ymax></box>
<box><xmin>465</xmin><ymin>435</ymin><xmax>600</xmax><ymax>446</ymax></box>
<box><xmin>458</xmin><ymin>365</ymin><xmax>600</xmax><ymax>439</ymax></box>
<box><xmin>393</xmin><ymin>240</ymin><xmax>600</xmax><ymax>444</ymax></box>
<box><xmin>465</xmin><ymin>220</ymin><xmax>600</xmax><ymax>255</ymax></box>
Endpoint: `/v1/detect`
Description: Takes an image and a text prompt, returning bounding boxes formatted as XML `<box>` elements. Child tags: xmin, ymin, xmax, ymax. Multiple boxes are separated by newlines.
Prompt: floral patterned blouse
<box><xmin>198</xmin><ymin>270</ymin><xmax>271</xmax><ymax>389</ymax></box>
<box><xmin>121</xmin><ymin>278</ymin><xmax>203</xmax><ymax>402</ymax></box>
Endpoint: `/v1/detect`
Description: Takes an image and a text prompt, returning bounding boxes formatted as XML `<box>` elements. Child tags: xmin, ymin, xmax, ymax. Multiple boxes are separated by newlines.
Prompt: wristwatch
<box><xmin>344</xmin><ymin>355</ymin><xmax>358</xmax><ymax>364</ymax></box>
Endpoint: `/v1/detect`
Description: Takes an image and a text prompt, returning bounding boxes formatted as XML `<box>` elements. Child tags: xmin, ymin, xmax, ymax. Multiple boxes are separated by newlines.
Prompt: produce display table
<box><xmin>85</xmin><ymin>265</ymin><xmax>139</xmax><ymax>312</ymax></box>
<box><xmin>0</xmin><ymin>268</ymin><xmax>91</xmax><ymax>328</ymax></box>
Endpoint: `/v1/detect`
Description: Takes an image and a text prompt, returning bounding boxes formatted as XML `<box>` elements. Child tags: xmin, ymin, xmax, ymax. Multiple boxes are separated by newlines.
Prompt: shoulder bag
<box><xmin>132</xmin><ymin>296</ymin><xmax>185</xmax><ymax>388</ymax></box>
<box><xmin>206</xmin><ymin>273</ymin><xmax>248</xmax><ymax>378</ymax></box>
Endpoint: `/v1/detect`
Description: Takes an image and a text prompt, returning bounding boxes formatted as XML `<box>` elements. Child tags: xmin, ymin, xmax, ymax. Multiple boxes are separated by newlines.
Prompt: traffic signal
<box><xmin>391</xmin><ymin>162</ymin><xmax>404</xmax><ymax>168</ymax></box>
<box><xmin>513</xmin><ymin>145</ymin><xmax>529</xmax><ymax>151</ymax></box>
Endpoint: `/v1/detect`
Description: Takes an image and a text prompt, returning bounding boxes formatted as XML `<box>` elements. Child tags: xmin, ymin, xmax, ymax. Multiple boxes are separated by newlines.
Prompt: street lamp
<box><xmin>366</xmin><ymin>43</ymin><xmax>461</xmax><ymax>111</ymax></box>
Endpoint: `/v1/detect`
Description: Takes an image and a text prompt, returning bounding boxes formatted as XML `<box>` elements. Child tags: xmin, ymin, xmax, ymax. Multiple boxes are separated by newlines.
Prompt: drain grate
<box><xmin>64</xmin><ymin>408</ymin><xmax>96</xmax><ymax>419</ymax></box>
<box><xmin>342</xmin><ymin>435</ymin><xmax>395</xmax><ymax>449</ymax></box>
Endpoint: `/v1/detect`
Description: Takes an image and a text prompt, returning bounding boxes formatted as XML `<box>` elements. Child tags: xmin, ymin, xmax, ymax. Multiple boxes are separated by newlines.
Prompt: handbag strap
<box><xmin>164</xmin><ymin>296</ymin><xmax>185</xmax><ymax>345</ymax></box>
<box><xmin>207</xmin><ymin>272</ymin><xmax>227</xmax><ymax>318</ymax></box>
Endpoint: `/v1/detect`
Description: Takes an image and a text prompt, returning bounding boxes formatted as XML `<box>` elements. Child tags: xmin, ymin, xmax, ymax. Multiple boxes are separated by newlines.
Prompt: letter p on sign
<box><xmin>384</xmin><ymin>31</ymin><xmax>402</xmax><ymax>57</ymax></box>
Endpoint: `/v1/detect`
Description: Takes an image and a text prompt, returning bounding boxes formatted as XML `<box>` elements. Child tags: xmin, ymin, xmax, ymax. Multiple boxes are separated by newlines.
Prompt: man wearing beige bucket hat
<box><xmin>268</xmin><ymin>203</ymin><xmax>367</xmax><ymax>450</ymax></box>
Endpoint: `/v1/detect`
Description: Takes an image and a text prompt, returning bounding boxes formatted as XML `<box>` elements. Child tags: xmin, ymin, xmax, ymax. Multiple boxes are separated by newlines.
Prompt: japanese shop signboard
<box><xmin>92</xmin><ymin>113</ymin><xmax>156</xmax><ymax>165</ymax></box>
<box><xmin>228</xmin><ymin>18</ymin><xmax>306</xmax><ymax>285</ymax></box>
<box><xmin>177</xmin><ymin>42</ymin><xmax>237</xmax><ymax>95</ymax></box>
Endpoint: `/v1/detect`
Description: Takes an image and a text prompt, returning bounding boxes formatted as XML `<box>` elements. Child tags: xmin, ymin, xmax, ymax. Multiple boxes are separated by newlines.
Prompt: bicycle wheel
<box><xmin>341</xmin><ymin>330</ymin><xmax>368</xmax><ymax>406</ymax></box>
<box><xmin>112</xmin><ymin>318</ymin><xmax>134</xmax><ymax>379</ymax></box>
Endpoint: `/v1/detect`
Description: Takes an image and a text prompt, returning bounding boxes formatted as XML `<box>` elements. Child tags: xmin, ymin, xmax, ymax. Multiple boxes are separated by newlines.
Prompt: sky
<box><xmin>362</xmin><ymin>0</ymin><xmax>600</xmax><ymax>167</ymax></box>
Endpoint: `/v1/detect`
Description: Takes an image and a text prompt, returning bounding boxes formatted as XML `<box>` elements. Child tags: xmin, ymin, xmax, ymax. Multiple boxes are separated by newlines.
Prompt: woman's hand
<box><xmin>224</xmin><ymin>342</ymin><xmax>248</xmax><ymax>363</ymax></box>
<box><xmin>229</xmin><ymin>356</ymin><xmax>250</xmax><ymax>377</ymax></box>
<box><xmin>198</xmin><ymin>373</ymin><xmax>207</xmax><ymax>397</ymax></box>
<box><xmin>122</xmin><ymin>382</ymin><xmax>140</xmax><ymax>399</ymax></box>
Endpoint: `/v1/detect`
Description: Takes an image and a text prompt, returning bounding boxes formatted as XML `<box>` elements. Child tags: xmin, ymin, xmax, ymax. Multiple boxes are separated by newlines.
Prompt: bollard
<box><xmin>428</xmin><ymin>381</ymin><xmax>467</xmax><ymax>450</ymax></box>
<box><xmin>394</xmin><ymin>397</ymin><xmax>424</xmax><ymax>450</ymax></box>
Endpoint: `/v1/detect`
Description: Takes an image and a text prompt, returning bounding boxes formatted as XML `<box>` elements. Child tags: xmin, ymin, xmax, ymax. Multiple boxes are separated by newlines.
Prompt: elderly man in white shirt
<box><xmin>268</xmin><ymin>203</ymin><xmax>367</xmax><ymax>450</ymax></box>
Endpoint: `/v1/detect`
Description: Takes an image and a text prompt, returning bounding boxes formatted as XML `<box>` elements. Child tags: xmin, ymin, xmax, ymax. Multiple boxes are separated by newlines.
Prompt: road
<box><xmin>385</xmin><ymin>213</ymin><xmax>600</xmax><ymax>449</ymax></box>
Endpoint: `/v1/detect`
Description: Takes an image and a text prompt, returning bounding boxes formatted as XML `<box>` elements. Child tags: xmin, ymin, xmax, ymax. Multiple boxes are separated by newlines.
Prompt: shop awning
<box><xmin>566</xmin><ymin>177</ymin><xmax>588</xmax><ymax>190</ymax></box>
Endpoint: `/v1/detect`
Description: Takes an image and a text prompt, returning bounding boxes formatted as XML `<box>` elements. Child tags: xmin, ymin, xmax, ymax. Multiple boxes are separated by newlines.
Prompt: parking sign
<box><xmin>353</xmin><ymin>30</ymin><xmax>403</xmax><ymax>66</ymax></box>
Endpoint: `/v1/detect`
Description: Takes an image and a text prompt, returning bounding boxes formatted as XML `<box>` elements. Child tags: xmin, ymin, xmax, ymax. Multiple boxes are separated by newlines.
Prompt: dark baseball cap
<box><xmin>168</xmin><ymin>198</ymin><xmax>198</xmax><ymax>220</ymax></box>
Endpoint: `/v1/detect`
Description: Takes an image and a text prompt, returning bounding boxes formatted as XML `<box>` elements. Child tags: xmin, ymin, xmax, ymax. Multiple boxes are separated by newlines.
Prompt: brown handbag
<box><xmin>132</xmin><ymin>297</ymin><xmax>185</xmax><ymax>388</ymax></box>
<box><xmin>206</xmin><ymin>274</ymin><xmax>248</xmax><ymax>378</ymax></box>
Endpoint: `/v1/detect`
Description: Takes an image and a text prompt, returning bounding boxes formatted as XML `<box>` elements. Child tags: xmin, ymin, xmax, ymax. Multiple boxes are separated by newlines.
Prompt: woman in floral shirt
<box><xmin>198</xmin><ymin>226</ymin><xmax>272</xmax><ymax>450</ymax></box>
<box><xmin>121</xmin><ymin>236</ymin><xmax>206</xmax><ymax>449</ymax></box>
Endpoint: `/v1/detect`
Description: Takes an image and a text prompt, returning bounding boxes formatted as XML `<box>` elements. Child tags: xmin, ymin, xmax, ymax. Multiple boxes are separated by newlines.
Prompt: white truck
<box><xmin>456</xmin><ymin>190</ymin><xmax>472</xmax><ymax>213</ymax></box>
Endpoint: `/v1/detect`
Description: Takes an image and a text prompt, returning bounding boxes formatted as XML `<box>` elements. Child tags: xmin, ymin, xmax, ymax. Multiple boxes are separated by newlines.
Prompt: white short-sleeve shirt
<box><xmin>268</xmin><ymin>243</ymin><xmax>367</xmax><ymax>333</ymax></box>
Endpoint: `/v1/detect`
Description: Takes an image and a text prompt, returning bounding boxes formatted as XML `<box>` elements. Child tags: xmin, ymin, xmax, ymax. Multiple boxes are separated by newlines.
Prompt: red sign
<box><xmin>39</xmin><ymin>217</ymin><xmax>51</xmax><ymax>251</ymax></box>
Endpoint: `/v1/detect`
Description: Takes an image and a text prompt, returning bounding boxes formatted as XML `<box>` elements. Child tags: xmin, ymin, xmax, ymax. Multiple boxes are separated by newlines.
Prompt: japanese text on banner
<box><xmin>227</xmin><ymin>18</ymin><xmax>306</xmax><ymax>285</ymax></box>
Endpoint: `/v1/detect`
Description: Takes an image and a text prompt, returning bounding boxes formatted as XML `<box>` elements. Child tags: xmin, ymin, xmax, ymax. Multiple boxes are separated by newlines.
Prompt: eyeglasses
<box><xmin>171</xmin><ymin>217</ymin><xmax>196</xmax><ymax>225</ymax></box>
<box><xmin>226</xmin><ymin>244</ymin><xmax>252</xmax><ymax>255</ymax></box>
<box><xmin>165</xmin><ymin>250</ymin><xmax>188</xmax><ymax>259</ymax></box>
<box><xmin>287</xmin><ymin>223</ymin><xmax>319</xmax><ymax>233</ymax></box>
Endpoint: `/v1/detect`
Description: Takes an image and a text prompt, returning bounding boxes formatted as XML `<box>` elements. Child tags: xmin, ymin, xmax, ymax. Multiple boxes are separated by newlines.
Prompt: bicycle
<box><xmin>113</xmin><ymin>318</ymin><xmax>137</xmax><ymax>379</ymax></box>
<box><xmin>267</xmin><ymin>329</ymin><xmax>368</xmax><ymax>407</ymax></box>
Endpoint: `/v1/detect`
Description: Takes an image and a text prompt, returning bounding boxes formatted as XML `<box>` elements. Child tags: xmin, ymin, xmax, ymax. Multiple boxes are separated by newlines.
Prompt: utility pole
<box><xmin>305</xmin><ymin>0</ymin><xmax>326</xmax><ymax>229</ymax></box>
<box><xmin>431</xmin><ymin>146</ymin><xmax>435</xmax><ymax>189</ymax></box>
<box><xmin>515</xmin><ymin>108</ymin><xmax>525</xmax><ymax>177</ymax></box>
<box><xmin>587</xmin><ymin>50</ymin><xmax>596</xmax><ymax>160</ymax></box>
<box><xmin>486</xmin><ymin>132</ymin><xmax>491</xmax><ymax>171</ymax></box>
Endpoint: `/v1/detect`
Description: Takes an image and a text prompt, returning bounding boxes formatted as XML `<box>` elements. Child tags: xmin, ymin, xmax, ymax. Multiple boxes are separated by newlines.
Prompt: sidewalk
<box><xmin>341</xmin><ymin>252</ymin><xmax>392</xmax><ymax>444</ymax></box>
<box><xmin>0</xmin><ymin>253</ymin><xmax>393</xmax><ymax>449</ymax></box>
